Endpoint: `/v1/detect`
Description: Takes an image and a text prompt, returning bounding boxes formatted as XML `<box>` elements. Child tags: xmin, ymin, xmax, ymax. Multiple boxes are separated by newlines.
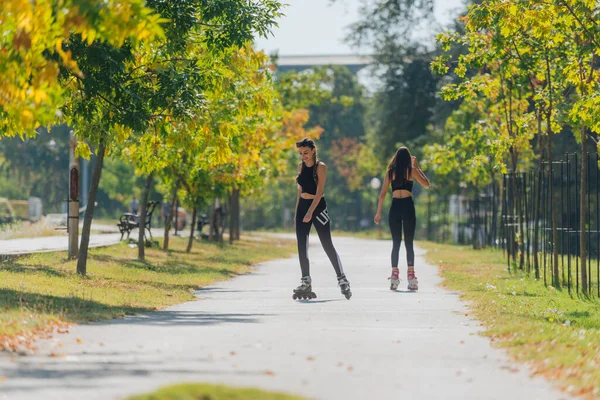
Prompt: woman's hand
<box><xmin>303</xmin><ymin>211</ymin><xmax>313</xmax><ymax>223</ymax></box>
<box><xmin>411</xmin><ymin>156</ymin><xmax>418</xmax><ymax>169</ymax></box>
<box><xmin>374</xmin><ymin>212</ymin><xmax>381</xmax><ymax>225</ymax></box>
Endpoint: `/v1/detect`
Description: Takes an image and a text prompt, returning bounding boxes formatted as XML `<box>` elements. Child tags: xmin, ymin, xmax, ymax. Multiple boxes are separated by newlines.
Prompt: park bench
<box><xmin>117</xmin><ymin>201</ymin><xmax>159</xmax><ymax>242</ymax></box>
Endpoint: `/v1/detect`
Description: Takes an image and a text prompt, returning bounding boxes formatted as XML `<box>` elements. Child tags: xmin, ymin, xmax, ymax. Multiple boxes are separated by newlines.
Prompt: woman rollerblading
<box><xmin>293</xmin><ymin>138</ymin><xmax>351</xmax><ymax>300</ymax></box>
<box><xmin>374</xmin><ymin>146</ymin><xmax>430</xmax><ymax>291</ymax></box>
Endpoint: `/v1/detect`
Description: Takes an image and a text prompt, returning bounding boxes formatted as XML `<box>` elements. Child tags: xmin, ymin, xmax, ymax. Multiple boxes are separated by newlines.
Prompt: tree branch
<box><xmin>560</xmin><ymin>0</ymin><xmax>600</xmax><ymax>49</ymax></box>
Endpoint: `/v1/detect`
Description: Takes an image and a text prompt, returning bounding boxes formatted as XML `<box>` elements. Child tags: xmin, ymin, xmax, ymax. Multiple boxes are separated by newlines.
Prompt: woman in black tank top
<box><xmin>374</xmin><ymin>146</ymin><xmax>430</xmax><ymax>291</ymax></box>
<box><xmin>292</xmin><ymin>138</ymin><xmax>352</xmax><ymax>300</ymax></box>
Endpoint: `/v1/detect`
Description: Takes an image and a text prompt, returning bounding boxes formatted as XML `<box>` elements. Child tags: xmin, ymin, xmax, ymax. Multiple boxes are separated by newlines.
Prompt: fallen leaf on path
<box><xmin>306</xmin><ymin>356</ymin><xmax>314</xmax><ymax>361</ymax></box>
<box><xmin>264</xmin><ymin>370</ymin><xmax>275</xmax><ymax>376</ymax></box>
<box><xmin>347</xmin><ymin>366</ymin><xmax>354</xmax><ymax>372</ymax></box>
<box><xmin>76</xmin><ymin>338</ymin><xmax>82</xmax><ymax>344</ymax></box>
<box><xmin>337</xmin><ymin>362</ymin><xmax>343</xmax><ymax>367</ymax></box>
<box><xmin>499</xmin><ymin>365</ymin><xmax>519</xmax><ymax>373</ymax></box>
<box><xmin>0</xmin><ymin>376</ymin><xmax>6</xmax><ymax>383</ymax></box>
<box><xmin>230</xmin><ymin>351</ymin><xmax>236</xmax><ymax>356</ymax></box>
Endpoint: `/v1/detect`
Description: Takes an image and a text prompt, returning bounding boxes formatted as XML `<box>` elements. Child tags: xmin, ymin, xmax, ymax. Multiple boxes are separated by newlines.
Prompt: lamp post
<box><xmin>370</xmin><ymin>177</ymin><xmax>382</xmax><ymax>238</ymax></box>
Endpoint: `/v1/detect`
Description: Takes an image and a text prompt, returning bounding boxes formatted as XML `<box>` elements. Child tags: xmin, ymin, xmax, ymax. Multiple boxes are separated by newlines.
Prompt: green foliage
<box><xmin>0</xmin><ymin>0</ymin><xmax>164</xmax><ymax>136</ymax></box>
<box><xmin>0</xmin><ymin>125</ymin><xmax>70</xmax><ymax>212</ymax></box>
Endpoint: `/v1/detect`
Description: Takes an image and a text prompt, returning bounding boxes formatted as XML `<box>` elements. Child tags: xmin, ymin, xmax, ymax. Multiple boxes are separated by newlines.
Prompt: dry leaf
<box><xmin>264</xmin><ymin>370</ymin><xmax>275</xmax><ymax>376</ymax></box>
<box><xmin>76</xmin><ymin>338</ymin><xmax>83</xmax><ymax>344</ymax></box>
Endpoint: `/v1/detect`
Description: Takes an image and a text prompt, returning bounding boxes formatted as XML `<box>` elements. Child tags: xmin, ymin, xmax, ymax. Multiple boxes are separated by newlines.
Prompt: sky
<box><xmin>254</xmin><ymin>0</ymin><xmax>466</xmax><ymax>56</ymax></box>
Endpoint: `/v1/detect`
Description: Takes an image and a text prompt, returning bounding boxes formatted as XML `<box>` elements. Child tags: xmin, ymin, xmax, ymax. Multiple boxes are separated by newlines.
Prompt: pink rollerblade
<box><xmin>388</xmin><ymin>268</ymin><xmax>400</xmax><ymax>290</ymax></box>
<box><xmin>407</xmin><ymin>268</ymin><xmax>418</xmax><ymax>291</ymax></box>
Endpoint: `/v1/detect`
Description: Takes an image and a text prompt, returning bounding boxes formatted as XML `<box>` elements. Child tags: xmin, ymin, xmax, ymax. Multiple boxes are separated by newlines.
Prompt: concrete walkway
<box><xmin>0</xmin><ymin>236</ymin><xmax>568</xmax><ymax>400</ymax></box>
<box><xmin>0</xmin><ymin>233</ymin><xmax>121</xmax><ymax>256</ymax></box>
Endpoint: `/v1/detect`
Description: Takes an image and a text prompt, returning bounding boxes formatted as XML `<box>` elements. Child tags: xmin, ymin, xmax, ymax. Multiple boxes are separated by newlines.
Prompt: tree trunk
<box><xmin>217</xmin><ymin>201</ymin><xmax>223</xmax><ymax>243</ymax></box>
<box><xmin>163</xmin><ymin>176</ymin><xmax>182</xmax><ymax>251</ymax></box>
<box><xmin>580</xmin><ymin>129</ymin><xmax>588</xmax><ymax>294</ymax></box>
<box><xmin>77</xmin><ymin>142</ymin><xmax>106</xmax><ymax>275</ymax></box>
<box><xmin>533</xmin><ymin>113</ymin><xmax>544</xmax><ymax>279</ymax></box>
<box><xmin>187</xmin><ymin>205</ymin><xmax>197</xmax><ymax>253</ymax></box>
<box><xmin>138</xmin><ymin>172</ymin><xmax>153</xmax><ymax>260</ymax></box>
<box><xmin>229</xmin><ymin>191</ymin><xmax>235</xmax><ymax>244</ymax></box>
<box><xmin>545</xmin><ymin>53</ymin><xmax>560</xmax><ymax>286</ymax></box>
<box><xmin>427</xmin><ymin>191</ymin><xmax>432</xmax><ymax>241</ymax></box>
<box><xmin>234</xmin><ymin>190</ymin><xmax>240</xmax><ymax>240</ymax></box>
<box><xmin>547</xmin><ymin>110</ymin><xmax>559</xmax><ymax>286</ymax></box>
<box><xmin>209</xmin><ymin>199</ymin><xmax>215</xmax><ymax>241</ymax></box>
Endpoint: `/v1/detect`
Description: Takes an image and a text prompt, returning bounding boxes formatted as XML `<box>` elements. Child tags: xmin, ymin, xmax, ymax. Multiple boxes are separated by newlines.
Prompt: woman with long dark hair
<box><xmin>293</xmin><ymin>138</ymin><xmax>351</xmax><ymax>300</ymax></box>
<box><xmin>374</xmin><ymin>146</ymin><xmax>430</xmax><ymax>291</ymax></box>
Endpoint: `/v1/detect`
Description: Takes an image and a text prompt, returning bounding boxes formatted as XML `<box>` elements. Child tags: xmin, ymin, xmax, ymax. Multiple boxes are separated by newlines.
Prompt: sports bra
<box><xmin>391</xmin><ymin>172</ymin><xmax>413</xmax><ymax>192</ymax></box>
<box><xmin>297</xmin><ymin>163</ymin><xmax>318</xmax><ymax>195</ymax></box>
<box><xmin>392</xmin><ymin>179</ymin><xmax>413</xmax><ymax>192</ymax></box>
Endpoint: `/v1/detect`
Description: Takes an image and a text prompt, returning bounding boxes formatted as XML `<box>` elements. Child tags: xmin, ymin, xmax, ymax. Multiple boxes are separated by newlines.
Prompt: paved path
<box><xmin>0</xmin><ymin>233</ymin><xmax>121</xmax><ymax>256</ymax></box>
<box><xmin>0</xmin><ymin>236</ymin><xmax>568</xmax><ymax>400</ymax></box>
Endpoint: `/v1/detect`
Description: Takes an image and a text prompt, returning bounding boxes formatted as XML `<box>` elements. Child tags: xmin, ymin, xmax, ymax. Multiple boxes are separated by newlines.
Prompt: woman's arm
<box><xmin>303</xmin><ymin>162</ymin><xmax>327</xmax><ymax>222</ymax></box>
<box><xmin>374</xmin><ymin>172</ymin><xmax>390</xmax><ymax>224</ymax></box>
<box><xmin>411</xmin><ymin>157</ymin><xmax>430</xmax><ymax>189</ymax></box>
<box><xmin>294</xmin><ymin>163</ymin><xmax>302</xmax><ymax>225</ymax></box>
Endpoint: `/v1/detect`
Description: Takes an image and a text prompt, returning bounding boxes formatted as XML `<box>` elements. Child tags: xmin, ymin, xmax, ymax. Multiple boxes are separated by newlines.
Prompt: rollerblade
<box><xmin>407</xmin><ymin>268</ymin><xmax>418</xmax><ymax>291</ymax></box>
<box><xmin>338</xmin><ymin>275</ymin><xmax>352</xmax><ymax>300</ymax></box>
<box><xmin>388</xmin><ymin>268</ymin><xmax>400</xmax><ymax>291</ymax></box>
<box><xmin>293</xmin><ymin>276</ymin><xmax>317</xmax><ymax>300</ymax></box>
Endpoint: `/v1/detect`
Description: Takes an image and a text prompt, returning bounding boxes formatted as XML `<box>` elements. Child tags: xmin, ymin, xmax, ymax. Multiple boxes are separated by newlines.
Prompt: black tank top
<box><xmin>297</xmin><ymin>164</ymin><xmax>318</xmax><ymax>194</ymax></box>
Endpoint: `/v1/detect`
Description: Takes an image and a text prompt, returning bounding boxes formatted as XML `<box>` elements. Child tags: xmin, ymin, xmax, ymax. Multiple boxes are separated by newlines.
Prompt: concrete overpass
<box><xmin>276</xmin><ymin>54</ymin><xmax>373</xmax><ymax>74</ymax></box>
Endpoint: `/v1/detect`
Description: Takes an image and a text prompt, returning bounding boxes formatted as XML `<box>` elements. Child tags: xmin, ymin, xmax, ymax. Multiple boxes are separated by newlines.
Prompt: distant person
<box><xmin>374</xmin><ymin>146</ymin><xmax>430</xmax><ymax>291</ymax></box>
<box><xmin>129</xmin><ymin>196</ymin><xmax>139</xmax><ymax>215</ymax></box>
<box><xmin>293</xmin><ymin>138</ymin><xmax>351</xmax><ymax>300</ymax></box>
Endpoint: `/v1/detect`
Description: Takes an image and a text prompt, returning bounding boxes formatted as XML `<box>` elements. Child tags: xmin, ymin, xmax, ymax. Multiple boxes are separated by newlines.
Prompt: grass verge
<box><xmin>126</xmin><ymin>383</ymin><xmax>305</xmax><ymax>400</ymax></box>
<box><xmin>0</xmin><ymin>236</ymin><xmax>295</xmax><ymax>352</ymax></box>
<box><xmin>419</xmin><ymin>241</ymin><xmax>600</xmax><ymax>398</ymax></box>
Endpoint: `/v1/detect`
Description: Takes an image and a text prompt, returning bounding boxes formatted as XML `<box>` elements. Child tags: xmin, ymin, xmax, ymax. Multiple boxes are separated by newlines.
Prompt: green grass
<box><xmin>0</xmin><ymin>236</ymin><xmax>295</xmax><ymax>351</ymax></box>
<box><xmin>126</xmin><ymin>383</ymin><xmax>306</xmax><ymax>400</ymax></box>
<box><xmin>419</xmin><ymin>241</ymin><xmax>600</xmax><ymax>398</ymax></box>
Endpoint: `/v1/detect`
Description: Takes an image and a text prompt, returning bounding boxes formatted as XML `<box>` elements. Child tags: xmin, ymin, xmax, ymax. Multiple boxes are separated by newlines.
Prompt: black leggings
<box><xmin>388</xmin><ymin>197</ymin><xmax>416</xmax><ymax>268</ymax></box>
<box><xmin>296</xmin><ymin>198</ymin><xmax>344</xmax><ymax>278</ymax></box>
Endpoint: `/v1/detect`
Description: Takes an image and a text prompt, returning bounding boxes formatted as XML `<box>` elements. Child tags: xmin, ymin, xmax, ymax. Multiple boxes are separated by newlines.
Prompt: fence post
<box><xmin>567</xmin><ymin>154</ymin><xmax>572</xmax><ymax>294</ymax></box>
<box><xmin>575</xmin><ymin>153</ymin><xmax>580</xmax><ymax>294</ymax></box>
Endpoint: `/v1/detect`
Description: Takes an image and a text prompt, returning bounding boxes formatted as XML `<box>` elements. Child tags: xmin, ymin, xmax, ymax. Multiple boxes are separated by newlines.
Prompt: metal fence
<box><xmin>422</xmin><ymin>153</ymin><xmax>600</xmax><ymax>298</ymax></box>
<box><xmin>502</xmin><ymin>153</ymin><xmax>600</xmax><ymax>297</ymax></box>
